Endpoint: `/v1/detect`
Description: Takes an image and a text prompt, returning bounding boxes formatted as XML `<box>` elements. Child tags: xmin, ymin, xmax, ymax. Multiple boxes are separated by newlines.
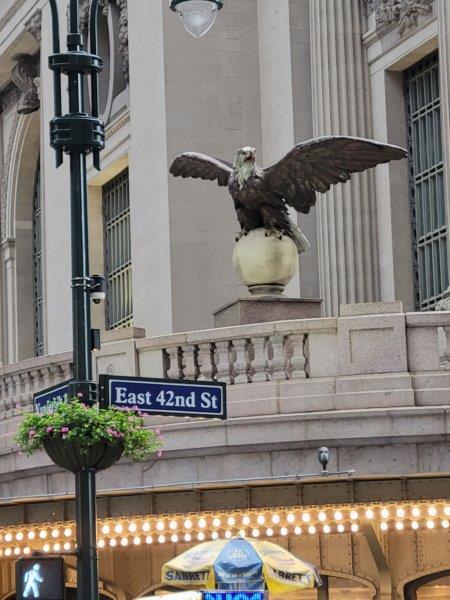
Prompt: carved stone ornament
<box><xmin>71</xmin><ymin>0</ymin><xmax>129</xmax><ymax>83</ymax></box>
<box><xmin>25</xmin><ymin>10</ymin><xmax>42</xmax><ymax>43</ymax></box>
<box><xmin>364</xmin><ymin>0</ymin><xmax>433</xmax><ymax>35</ymax></box>
<box><xmin>11</xmin><ymin>54</ymin><xmax>40</xmax><ymax>115</ymax></box>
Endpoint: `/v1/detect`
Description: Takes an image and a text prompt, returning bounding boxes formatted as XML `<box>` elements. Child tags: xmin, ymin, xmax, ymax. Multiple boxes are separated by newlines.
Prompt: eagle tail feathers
<box><xmin>288</xmin><ymin>220</ymin><xmax>310</xmax><ymax>254</ymax></box>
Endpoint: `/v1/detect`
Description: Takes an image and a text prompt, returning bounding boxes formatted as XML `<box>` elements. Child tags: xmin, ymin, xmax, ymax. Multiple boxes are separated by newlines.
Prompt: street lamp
<box><xmin>170</xmin><ymin>0</ymin><xmax>223</xmax><ymax>38</ymax></box>
<box><xmin>45</xmin><ymin>2</ymin><xmax>221</xmax><ymax>600</ymax></box>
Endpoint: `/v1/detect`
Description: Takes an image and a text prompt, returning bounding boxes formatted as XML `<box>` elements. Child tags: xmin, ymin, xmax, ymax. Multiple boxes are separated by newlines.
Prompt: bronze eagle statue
<box><xmin>170</xmin><ymin>136</ymin><xmax>407</xmax><ymax>252</ymax></box>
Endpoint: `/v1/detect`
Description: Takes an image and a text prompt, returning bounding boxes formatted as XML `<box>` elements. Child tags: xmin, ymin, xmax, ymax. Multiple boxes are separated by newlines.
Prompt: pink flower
<box><xmin>28</xmin><ymin>430</ymin><xmax>36</xmax><ymax>438</ymax></box>
<box><xmin>157</xmin><ymin>450</ymin><xmax>163</xmax><ymax>458</ymax></box>
<box><xmin>155</xmin><ymin>428</ymin><xmax>161</xmax><ymax>436</ymax></box>
<box><xmin>46</xmin><ymin>426</ymin><xmax>54</xmax><ymax>433</ymax></box>
<box><xmin>77</xmin><ymin>392</ymin><xmax>84</xmax><ymax>398</ymax></box>
<box><xmin>61</xmin><ymin>427</ymin><xmax>69</xmax><ymax>434</ymax></box>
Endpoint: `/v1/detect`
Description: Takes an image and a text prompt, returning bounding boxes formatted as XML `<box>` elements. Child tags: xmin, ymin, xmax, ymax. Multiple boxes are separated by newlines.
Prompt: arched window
<box><xmin>32</xmin><ymin>162</ymin><xmax>44</xmax><ymax>356</ymax></box>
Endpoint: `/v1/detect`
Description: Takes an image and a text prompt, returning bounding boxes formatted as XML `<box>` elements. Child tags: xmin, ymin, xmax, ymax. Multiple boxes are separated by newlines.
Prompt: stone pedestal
<box><xmin>213</xmin><ymin>296</ymin><xmax>322</xmax><ymax>327</ymax></box>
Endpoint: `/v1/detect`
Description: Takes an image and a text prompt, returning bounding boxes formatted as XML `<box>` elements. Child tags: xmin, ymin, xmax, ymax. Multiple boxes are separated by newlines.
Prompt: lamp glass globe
<box><xmin>175</xmin><ymin>1</ymin><xmax>219</xmax><ymax>38</ymax></box>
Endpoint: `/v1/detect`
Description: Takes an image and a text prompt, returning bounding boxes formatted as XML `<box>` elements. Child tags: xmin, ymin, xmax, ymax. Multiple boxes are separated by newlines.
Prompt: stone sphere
<box><xmin>232</xmin><ymin>228</ymin><xmax>298</xmax><ymax>295</ymax></box>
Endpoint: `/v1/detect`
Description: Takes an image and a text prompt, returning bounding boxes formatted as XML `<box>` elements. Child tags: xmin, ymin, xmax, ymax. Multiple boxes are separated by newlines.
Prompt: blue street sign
<box><xmin>203</xmin><ymin>593</ymin><xmax>267</xmax><ymax>600</ymax></box>
<box><xmin>99</xmin><ymin>375</ymin><xmax>226</xmax><ymax>419</ymax></box>
<box><xmin>33</xmin><ymin>381</ymin><xmax>72</xmax><ymax>415</ymax></box>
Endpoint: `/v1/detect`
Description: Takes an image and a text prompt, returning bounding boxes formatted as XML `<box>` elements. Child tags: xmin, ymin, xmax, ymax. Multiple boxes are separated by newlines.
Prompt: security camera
<box><xmin>317</xmin><ymin>447</ymin><xmax>330</xmax><ymax>472</ymax></box>
<box><xmin>89</xmin><ymin>274</ymin><xmax>106</xmax><ymax>304</ymax></box>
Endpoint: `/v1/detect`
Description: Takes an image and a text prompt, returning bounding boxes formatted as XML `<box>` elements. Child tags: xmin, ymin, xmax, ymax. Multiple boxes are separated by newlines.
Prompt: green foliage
<box><xmin>15</xmin><ymin>399</ymin><xmax>164</xmax><ymax>462</ymax></box>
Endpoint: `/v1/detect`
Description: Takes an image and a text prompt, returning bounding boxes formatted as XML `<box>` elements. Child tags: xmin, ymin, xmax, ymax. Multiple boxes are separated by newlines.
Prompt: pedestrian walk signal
<box><xmin>16</xmin><ymin>556</ymin><xmax>65</xmax><ymax>600</ymax></box>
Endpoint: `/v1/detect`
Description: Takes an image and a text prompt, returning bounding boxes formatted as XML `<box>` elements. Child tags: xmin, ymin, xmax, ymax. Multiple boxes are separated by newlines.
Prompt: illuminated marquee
<box><xmin>203</xmin><ymin>593</ymin><xmax>266</xmax><ymax>600</ymax></box>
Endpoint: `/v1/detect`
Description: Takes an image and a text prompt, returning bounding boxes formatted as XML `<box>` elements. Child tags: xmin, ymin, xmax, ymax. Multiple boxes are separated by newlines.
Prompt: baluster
<box><xmin>230</xmin><ymin>338</ymin><xmax>249</xmax><ymax>384</ymax></box>
<box><xmin>183</xmin><ymin>344</ymin><xmax>198</xmax><ymax>380</ymax></box>
<box><xmin>444</xmin><ymin>326</ymin><xmax>450</xmax><ymax>366</ymax></box>
<box><xmin>284</xmin><ymin>334</ymin><xmax>307</xmax><ymax>379</ymax></box>
<box><xmin>4</xmin><ymin>375</ymin><xmax>16</xmax><ymax>412</ymax></box>
<box><xmin>247</xmin><ymin>336</ymin><xmax>268</xmax><ymax>383</ymax></box>
<box><xmin>165</xmin><ymin>346</ymin><xmax>183</xmax><ymax>379</ymax></box>
<box><xmin>59</xmin><ymin>362</ymin><xmax>73</xmax><ymax>387</ymax></box>
<box><xmin>214</xmin><ymin>341</ymin><xmax>232</xmax><ymax>383</ymax></box>
<box><xmin>197</xmin><ymin>342</ymin><xmax>215</xmax><ymax>381</ymax></box>
<box><xmin>40</xmin><ymin>366</ymin><xmax>52</xmax><ymax>391</ymax></box>
<box><xmin>267</xmin><ymin>335</ymin><xmax>287</xmax><ymax>380</ymax></box>
<box><xmin>13</xmin><ymin>374</ymin><xmax>24</xmax><ymax>411</ymax></box>
<box><xmin>0</xmin><ymin>377</ymin><xmax>6</xmax><ymax>414</ymax></box>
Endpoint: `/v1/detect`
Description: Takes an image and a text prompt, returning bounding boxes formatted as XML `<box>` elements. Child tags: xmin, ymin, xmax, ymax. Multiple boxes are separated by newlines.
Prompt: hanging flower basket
<box><xmin>15</xmin><ymin>399</ymin><xmax>164</xmax><ymax>473</ymax></box>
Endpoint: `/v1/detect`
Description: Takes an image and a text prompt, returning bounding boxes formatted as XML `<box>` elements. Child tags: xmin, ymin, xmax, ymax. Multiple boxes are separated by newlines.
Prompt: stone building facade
<box><xmin>0</xmin><ymin>1</ymin><xmax>449</xmax><ymax>600</ymax></box>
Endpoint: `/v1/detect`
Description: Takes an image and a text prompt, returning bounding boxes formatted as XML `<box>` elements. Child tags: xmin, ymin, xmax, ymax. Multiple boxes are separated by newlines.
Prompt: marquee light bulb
<box><xmin>27</xmin><ymin>531</ymin><xmax>36</xmax><ymax>540</ymax></box>
<box><xmin>39</xmin><ymin>530</ymin><xmax>47</xmax><ymax>539</ymax></box>
<box><xmin>411</xmin><ymin>521</ymin><xmax>419</xmax><ymax>530</ymax></box>
<box><xmin>5</xmin><ymin>533</ymin><xmax>12</xmax><ymax>542</ymax></box>
<box><xmin>365</xmin><ymin>509</ymin><xmax>374</xmax><ymax>519</ymax></box>
<box><xmin>318</xmin><ymin>512</ymin><xmax>326</xmax><ymax>522</ymax></box>
<box><xmin>323</xmin><ymin>525</ymin><xmax>331</xmax><ymax>534</ymax></box>
<box><xmin>442</xmin><ymin>520</ymin><xmax>449</xmax><ymax>529</ymax></box>
<box><xmin>43</xmin><ymin>544</ymin><xmax>50</xmax><ymax>552</ymax></box>
<box><xmin>280</xmin><ymin>527</ymin><xmax>288</xmax><ymax>536</ymax></box>
<box><xmin>120</xmin><ymin>537</ymin><xmax>128</xmax><ymax>546</ymax></box>
<box><xmin>198</xmin><ymin>518</ymin><xmax>207</xmax><ymax>529</ymax></box>
<box><xmin>302</xmin><ymin>513</ymin><xmax>311</xmax><ymax>523</ymax></box>
<box><xmin>242</xmin><ymin>516</ymin><xmax>250</xmax><ymax>526</ymax></box>
<box><xmin>213</xmin><ymin>518</ymin><xmax>221</xmax><ymax>528</ymax></box>
<box><xmin>334</xmin><ymin>511</ymin><xmax>343</xmax><ymax>521</ymax></box>
<box><xmin>171</xmin><ymin>534</ymin><xmax>178</xmax><ymax>543</ymax></box>
<box><xmin>238</xmin><ymin>530</ymin><xmax>246</xmax><ymax>538</ymax></box>
<box><xmin>272</xmin><ymin>514</ymin><xmax>280</xmax><ymax>524</ymax></box>
<box><xmin>98</xmin><ymin>540</ymin><xmax>105</xmax><ymax>548</ymax></box>
<box><xmin>211</xmin><ymin>531</ymin><xmax>219</xmax><ymax>540</ymax></box>
<box><xmin>351</xmin><ymin>523</ymin><xmax>359</xmax><ymax>533</ymax></box>
<box><xmin>224</xmin><ymin>531</ymin><xmax>232</xmax><ymax>539</ymax></box>
<box><xmin>266</xmin><ymin>528</ymin><xmax>273</xmax><ymax>537</ymax></box>
<box><xmin>52</xmin><ymin>529</ymin><xmax>60</xmax><ymax>538</ymax></box>
<box><xmin>380</xmin><ymin>508</ymin><xmax>389</xmax><ymax>519</ymax></box>
<box><xmin>337</xmin><ymin>524</ymin><xmax>345</xmax><ymax>533</ymax></box>
<box><xmin>444</xmin><ymin>506</ymin><xmax>450</xmax><ymax>516</ymax></box>
<box><xmin>158</xmin><ymin>535</ymin><xmax>166</xmax><ymax>544</ymax></box>
<box><xmin>184</xmin><ymin>533</ymin><xmax>192</xmax><ymax>542</ymax></box>
<box><xmin>198</xmin><ymin>532</ymin><xmax>205</xmax><ymax>541</ymax></box>
<box><xmin>5</xmin><ymin>548</ymin><xmax>11</xmax><ymax>556</ymax></box>
<box><xmin>169</xmin><ymin>520</ymin><xmax>177</xmax><ymax>530</ymax></box>
<box><xmin>380</xmin><ymin>522</ymin><xmax>388</xmax><ymax>531</ymax></box>
<box><xmin>133</xmin><ymin>536</ymin><xmax>141</xmax><ymax>545</ymax></box>
<box><xmin>64</xmin><ymin>542</ymin><xmax>71</xmax><ymax>551</ymax></box>
<box><xmin>16</xmin><ymin>532</ymin><xmax>24</xmax><ymax>541</ymax></box>
<box><xmin>426</xmin><ymin>520</ymin><xmax>435</xmax><ymax>529</ymax></box>
<box><xmin>101</xmin><ymin>525</ymin><xmax>110</xmax><ymax>535</ymax></box>
<box><xmin>257</xmin><ymin>515</ymin><xmax>265</xmax><ymax>525</ymax></box>
<box><xmin>142</xmin><ymin>522</ymin><xmax>151</xmax><ymax>532</ymax></box>
<box><xmin>156</xmin><ymin>521</ymin><xmax>165</xmax><ymax>531</ymax></box>
<box><xmin>308</xmin><ymin>525</ymin><xmax>316</xmax><ymax>535</ymax></box>
<box><xmin>145</xmin><ymin>536</ymin><xmax>153</xmax><ymax>544</ymax></box>
<box><xmin>109</xmin><ymin>538</ymin><xmax>117</xmax><ymax>547</ymax></box>
<box><xmin>412</xmin><ymin>507</ymin><xmax>421</xmax><ymax>518</ymax></box>
<box><xmin>114</xmin><ymin>523</ymin><xmax>123</xmax><ymax>534</ymax></box>
<box><xmin>64</xmin><ymin>528</ymin><xmax>72</xmax><ymax>537</ymax></box>
<box><xmin>428</xmin><ymin>506</ymin><xmax>437</xmax><ymax>517</ymax></box>
<box><xmin>129</xmin><ymin>522</ymin><xmax>138</xmax><ymax>533</ymax></box>
<box><xmin>396</xmin><ymin>508</ymin><xmax>405</xmax><ymax>518</ymax></box>
<box><xmin>287</xmin><ymin>513</ymin><xmax>295</xmax><ymax>524</ymax></box>
<box><xmin>184</xmin><ymin>519</ymin><xmax>193</xmax><ymax>529</ymax></box>
<box><xmin>294</xmin><ymin>526</ymin><xmax>302</xmax><ymax>535</ymax></box>
<box><xmin>24</xmin><ymin>547</ymin><xmax>31</xmax><ymax>555</ymax></box>
<box><xmin>227</xmin><ymin>517</ymin><xmax>236</xmax><ymax>527</ymax></box>
<box><xmin>14</xmin><ymin>547</ymin><xmax>21</xmax><ymax>555</ymax></box>
<box><xmin>350</xmin><ymin>511</ymin><xmax>358</xmax><ymax>521</ymax></box>
<box><xmin>53</xmin><ymin>543</ymin><xmax>61</xmax><ymax>551</ymax></box>
<box><xmin>395</xmin><ymin>521</ymin><xmax>404</xmax><ymax>531</ymax></box>
<box><xmin>252</xmin><ymin>529</ymin><xmax>260</xmax><ymax>538</ymax></box>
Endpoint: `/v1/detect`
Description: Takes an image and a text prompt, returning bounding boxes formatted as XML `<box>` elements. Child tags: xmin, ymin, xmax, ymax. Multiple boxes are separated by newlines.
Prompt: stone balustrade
<box><xmin>0</xmin><ymin>352</ymin><xmax>72</xmax><ymax>418</ymax></box>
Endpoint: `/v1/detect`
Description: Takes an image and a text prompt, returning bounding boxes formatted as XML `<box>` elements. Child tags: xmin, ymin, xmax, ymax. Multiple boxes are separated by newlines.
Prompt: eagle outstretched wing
<box><xmin>169</xmin><ymin>152</ymin><xmax>233</xmax><ymax>187</ymax></box>
<box><xmin>263</xmin><ymin>136</ymin><xmax>407</xmax><ymax>214</ymax></box>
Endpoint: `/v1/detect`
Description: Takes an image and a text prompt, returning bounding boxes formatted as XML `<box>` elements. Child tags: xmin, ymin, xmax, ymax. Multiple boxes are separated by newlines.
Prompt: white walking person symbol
<box><xmin>23</xmin><ymin>563</ymin><xmax>43</xmax><ymax>598</ymax></box>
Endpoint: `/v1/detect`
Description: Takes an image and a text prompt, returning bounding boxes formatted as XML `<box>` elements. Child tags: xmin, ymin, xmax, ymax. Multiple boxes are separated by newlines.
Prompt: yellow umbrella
<box><xmin>161</xmin><ymin>538</ymin><xmax>320</xmax><ymax>596</ymax></box>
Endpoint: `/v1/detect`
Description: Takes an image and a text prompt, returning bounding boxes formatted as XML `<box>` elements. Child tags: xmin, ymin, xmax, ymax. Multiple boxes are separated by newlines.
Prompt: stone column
<box><xmin>438</xmin><ymin>0</ymin><xmax>450</xmax><ymax>289</ymax></box>
<box><xmin>309</xmin><ymin>0</ymin><xmax>379</xmax><ymax>316</ymax></box>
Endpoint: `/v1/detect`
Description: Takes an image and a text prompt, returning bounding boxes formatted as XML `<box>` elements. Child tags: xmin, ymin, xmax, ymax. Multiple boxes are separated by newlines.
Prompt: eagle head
<box><xmin>234</xmin><ymin>147</ymin><xmax>256</xmax><ymax>170</ymax></box>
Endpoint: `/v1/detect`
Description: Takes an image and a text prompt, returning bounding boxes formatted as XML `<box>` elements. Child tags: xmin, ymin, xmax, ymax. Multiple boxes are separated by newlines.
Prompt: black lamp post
<box><xmin>45</xmin><ymin>2</ymin><xmax>222</xmax><ymax>600</ymax></box>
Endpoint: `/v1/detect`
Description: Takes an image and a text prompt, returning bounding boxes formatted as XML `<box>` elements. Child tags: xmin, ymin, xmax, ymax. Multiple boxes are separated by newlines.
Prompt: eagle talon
<box><xmin>235</xmin><ymin>228</ymin><xmax>249</xmax><ymax>241</ymax></box>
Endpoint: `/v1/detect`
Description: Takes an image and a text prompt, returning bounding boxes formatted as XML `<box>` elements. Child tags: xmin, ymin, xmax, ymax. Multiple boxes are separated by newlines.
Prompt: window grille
<box><xmin>32</xmin><ymin>163</ymin><xmax>44</xmax><ymax>356</ymax></box>
<box><xmin>103</xmin><ymin>168</ymin><xmax>133</xmax><ymax>329</ymax></box>
<box><xmin>405</xmin><ymin>51</ymin><xmax>448</xmax><ymax>310</ymax></box>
